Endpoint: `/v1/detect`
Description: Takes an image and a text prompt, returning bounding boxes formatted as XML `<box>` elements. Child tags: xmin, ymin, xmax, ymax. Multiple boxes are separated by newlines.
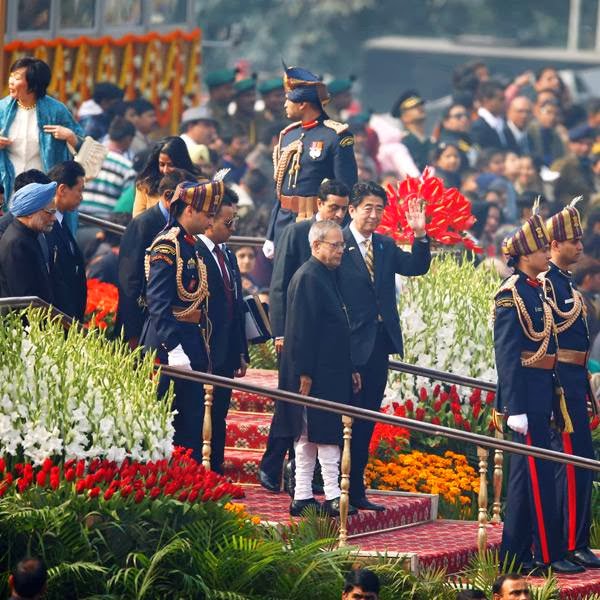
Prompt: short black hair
<box><xmin>535</xmin><ymin>66</ymin><xmax>557</xmax><ymax>82</ymax></box>
<box><xmin>14</xmin><ymin>169</ymin><xmax>51</xmax><ymax>192</ymax></box>
<box><xmin>92</xmin><ymin>82</ymin><xmax>124</xmax><ymax>104</ymax></box>
<box><xmin>318</xmin><ymin>179</ymin><xmax>350</xmax><ymax>202</ymax></box>
<box><xmin>9</xmin><ymin>57</ymin><xmax>51</xmax><ymax>98</ymax></box>
<box><xmin>48</xmin><ymin>161</ymin><xmax>86</xmax><ymax>188</ymax></box>
<box><xmin>476</xmin><ymin>80</ymin><xmax>505</xmax><ymax>102</ymax></box>
<box><xmin>12</xmin><ymin>557</ymin><xmax>47</xmax><ymax>597</ymax></box>
<box><xmin>343</xmin><ymin>568</ymin><xmax>380</xmax><ymax>594</ymax></box>
<box><xmin>157</xmin><ymin>169</ymin><xmax>197</xmax><ymax>197</ymax></box>
<box><xmin>223</xmin><ymin>186</ymin><xmax>240</xmax><ymax>206</ymax></box>
<box><xmin>241</xmin><ymin>169</ymin><xmax>268</xmax><ymax>195</ymax></box>
<box><xmin>456</xmin><ymin>590</ymin><xmax>488</xmax><ymax>599</ymax></box>
<box><xmin>492</xmin><ymin>574</ymin><xmax>525</xmax><ymax>596</ymax></box>
<box><xmin>129</xmin><ymin>98</ymin><xmax>155</xmax><ymax>116</ymax></box>
<box><xmin>573</xmin><ymin>256</ymin><xmax>600</xmax><ymax>286</ymax></box>
<box><xmin>431</xmin><ymin>141</ymin><xmax>459</xmax><ymax>163</ymax></box>
<box><xmin>350</xmin><ymin>181</ymin><xmax>387</xmax><ymax>208</ymax></box>
<box><xmin>108</xmin><ymin>116</ymin><xmax>136</xmax><ymax>142</ymax></box>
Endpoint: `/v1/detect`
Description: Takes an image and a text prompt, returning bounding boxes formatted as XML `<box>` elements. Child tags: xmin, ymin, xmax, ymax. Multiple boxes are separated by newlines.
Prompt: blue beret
<box><xmin>10</xmin><ymin>182</ymin><xmax>57</xmax><ymax>217</ymax></box>
<box><xmin>569</xmin><ymin>123</ymin><xmax>596</xmax><ymax>142</ymax></box>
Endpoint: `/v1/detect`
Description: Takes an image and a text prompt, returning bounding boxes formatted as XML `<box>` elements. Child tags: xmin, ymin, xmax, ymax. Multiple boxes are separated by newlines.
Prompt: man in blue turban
<box><xmin>0</xmin><ymin>181</ymin><xmax>57</xmax><ymax>303</ymax></box>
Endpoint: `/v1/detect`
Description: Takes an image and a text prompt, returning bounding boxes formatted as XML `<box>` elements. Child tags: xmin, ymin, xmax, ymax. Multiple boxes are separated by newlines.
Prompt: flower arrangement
<box><xmin>0</xmin><ymin>447</ymin><xmax>243</xmax><ymax>503</ymax></box>
<box><xmin>0</xmin><ymin>308</ymin><xmax>173</xmax><ymax>465</ymax></box>
<box><xmin>389</xmin><ymin>254</ymin><xmax>498</xmax><ymax>421</ymax></box>
<box><xmin>378</xmin><ymin>167</ymin><xmax>480</xmax><ymax>252</ymax></box>
<box><xmin>85</xmin><ymin>278</ymin><xmax>118</xmax><ymax>334</ymax></box>
<box><xmin>366</xmin><ymin>450</ymin><xmax>479</xmax><ymax>514</ymax></box>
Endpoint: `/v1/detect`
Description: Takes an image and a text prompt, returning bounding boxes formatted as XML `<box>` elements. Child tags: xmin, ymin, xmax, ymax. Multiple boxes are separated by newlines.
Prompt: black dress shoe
<box><xmin>549</xmin><ymin>558</ymin><xmax>586</xmax><ymax>574</ymax></box>
<box><xmin>569</xmin><ymin>548</ymin><xmax>600</xmax><ymax>568</ymax></box>
<box><xmin>258</xmin><ymin>469</ymin><xmax>281</xmax><ymax>493</ymax></box>
<box><xmin>283</xmin><ymin>460</ymin><xmax>295</xmax><ymax>498</ymax></box>
<box><xmin>322</xmin><ymin>497</ymin><xmax>358</xmax><ymax>517</ymax></box>
<box><xmin>289</xmin><ymin>497</ymin><xmax>322</xmax><ymax>516</ymax></box>
<box><xmin>350</xmin><ymin>496</ymin><xmax>386</xmax><ymax>512</ymax></box>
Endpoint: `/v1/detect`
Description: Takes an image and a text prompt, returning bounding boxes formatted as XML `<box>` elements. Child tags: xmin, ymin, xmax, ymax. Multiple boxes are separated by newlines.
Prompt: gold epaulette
<box><xmin>496</xmin><ymin>274</ymin><xmax>519</xmax><ymax>296</ymax></box>
<box><xmin>323</xmin><ymin>119</ymin><xmax>349</xmax><ymax>135</ymax></box>
<box><xmin>144</xmin><ymin>227</ymin><xmax>180</xmax><ymax>281</ymax></box>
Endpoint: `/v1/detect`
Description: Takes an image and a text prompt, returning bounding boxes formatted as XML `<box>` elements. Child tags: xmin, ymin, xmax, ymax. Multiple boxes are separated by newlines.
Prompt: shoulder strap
<box><xmin>323</xmin><ymin>119</ymin><xmax>349</xmax><ymax>135</ymax></box>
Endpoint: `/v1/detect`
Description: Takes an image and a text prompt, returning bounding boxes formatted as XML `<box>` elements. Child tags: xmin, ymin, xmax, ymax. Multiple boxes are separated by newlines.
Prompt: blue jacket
<box><xmin>0</xmin><ymin>95</ymin><xmax>83</xmax><ymax>200</ymax></box>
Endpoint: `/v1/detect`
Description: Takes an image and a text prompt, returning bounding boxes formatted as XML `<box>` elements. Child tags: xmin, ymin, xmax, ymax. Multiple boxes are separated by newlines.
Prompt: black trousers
<box><xmin>501</xmin><ymin>413</ymin><xmax>566</xmax><ymax>566</ymax></box>
<box><xmin>260</xmin><ymin>411</ymin><xmax>294</xmax><ymax>484</ymax></box>
<box><xmin>551</xmin><ymin>382</ymin><xmax>595</xmax><ymax>552</ymax></box>
<box><xmin>211</xmin><ymin>364</ymin><xmax>235</xmax><ymax>474</ymax></box>
<box><xmin>159</xmin><ymin>371</ymin><xmax>204</xmax><ymax>464</ymax></box>
<box><xmin>349</xmin><ymin>324</ymin><xmax>390</xmax><ymax>500</ymax></box>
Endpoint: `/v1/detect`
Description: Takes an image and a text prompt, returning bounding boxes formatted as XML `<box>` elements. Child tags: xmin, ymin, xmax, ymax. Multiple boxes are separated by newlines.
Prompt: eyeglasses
<box><xmin>43</xmin><ymin>208</ymin><xmax>57</xmax><ymax>215</ymax></box>
<box><xmin>319</xmin><ymin>240</ymin><xmax>346</xmax><ymax>250</ymax></box>
<box><xmin>450</xmin><ymin>112</ymin><xmax>469</xmax><ymax>119</ymax></box>
<box><xmin>224</xmin><ymin>216</ymin><xmax>239</xmax><ymax>229</ymax></box>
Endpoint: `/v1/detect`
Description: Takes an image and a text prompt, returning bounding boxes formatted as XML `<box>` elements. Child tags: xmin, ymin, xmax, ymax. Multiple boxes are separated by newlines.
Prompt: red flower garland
<box><xmin>377</xmin><ymin>167</ymin><xmax>482</xmax><ymax>253</ymax></box>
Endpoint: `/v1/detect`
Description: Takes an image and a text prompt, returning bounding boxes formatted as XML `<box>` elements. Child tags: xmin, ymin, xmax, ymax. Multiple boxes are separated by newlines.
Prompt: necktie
<box><xmin>363</xmin><ymin>238</ymin><xmax>375</xmax><ymax>282</ymax></box>
<box><xmin>214</xmin><ymin>245</ymin><xmax>234</xmax><ymax>319</ymax></box>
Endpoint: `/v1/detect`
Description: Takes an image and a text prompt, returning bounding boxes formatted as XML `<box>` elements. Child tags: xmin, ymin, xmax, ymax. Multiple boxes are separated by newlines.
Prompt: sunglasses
<box><xmin>224</xmin><ymin>217</ymin><xmax>239</xmax><ymax>229</ymax></box>
<box><xmin>450</xmin><ymin>112</ymin><xmax>469</xmax><ymax>119</ymax></box>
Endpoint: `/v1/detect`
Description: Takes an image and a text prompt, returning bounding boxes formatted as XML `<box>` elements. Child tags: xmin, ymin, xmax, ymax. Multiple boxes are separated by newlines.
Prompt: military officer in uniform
<box><xmin>266</xmin><ymin>64</ymin><xmax>358</xmax><ymax>249</ymax></box>
<box><xmin>256</xmin><ymin>77</ymin><xmax>286</xmax><ymax>131</ymax></box>
<box><xmin>494</xmin><ymin>202</ymin><xmax>583</xmax><ymax>574</ymax></box>
<box><xmin>541</xmin><ymin>197</ymin><xmax>600</xmax><ymax>569</ymax></box>
<box><xmin>140</xmin><ymin>178</ymin><xmax>224</xmax><ymax>462</ymax></box>
<box><xmin>205</xmin><ymin>68</ymin><xmax>237</xmax><ymax>141</ymax></box>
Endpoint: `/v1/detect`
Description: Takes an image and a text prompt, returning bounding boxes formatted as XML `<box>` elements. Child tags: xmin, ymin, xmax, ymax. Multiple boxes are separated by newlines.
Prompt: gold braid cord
<box><xmin>144</xmin><ymin>227</ymin><xmax>209</xmax><ymax>320</ymax></box>
<box><xmin>274</xmin><ymin>139</ymin><xmax>303</xmax><ymax>199</ymax></box>
<box><xmin>539</xmin><ymin>274</ymin><xmax>584</xmax><ymax>333</ymax></box>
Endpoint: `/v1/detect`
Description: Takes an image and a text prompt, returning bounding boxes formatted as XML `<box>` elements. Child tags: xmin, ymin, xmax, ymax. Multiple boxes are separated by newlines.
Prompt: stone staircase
<box><xmin>224</xmin><ymin>370</ymin><xmax>600</xmax><ymax>596</ymax></box>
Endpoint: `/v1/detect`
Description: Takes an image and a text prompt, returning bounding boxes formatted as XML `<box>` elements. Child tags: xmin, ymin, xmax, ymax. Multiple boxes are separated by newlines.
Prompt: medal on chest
<box><xmin>309</xmin><ymin>140</ymin><xmax>324</xmax><ymax>159</ymax></box>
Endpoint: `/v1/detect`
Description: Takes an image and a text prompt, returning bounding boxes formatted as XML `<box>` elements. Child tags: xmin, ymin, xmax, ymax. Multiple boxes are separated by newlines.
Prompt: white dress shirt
<box><xmin>8</xmin><ymin>107</ymin><xmax>43</xmax><ymax>176</ymax></box>
<box><xmin>349</xmin><ymin>221</ymin><xmax>372</xmax><ymax>260</ymax></box>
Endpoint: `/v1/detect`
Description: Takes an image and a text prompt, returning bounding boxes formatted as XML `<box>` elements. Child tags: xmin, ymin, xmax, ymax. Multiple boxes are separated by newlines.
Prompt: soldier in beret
<box><xmin>494</xmin><ymin>200</ymin><xmax>583</xmax><ymax>574</ymax></box>
<box><xmin>265</xmin><ymin>64</ymin><xmax>357</xmax><ymax>252</ymax></box>
<box><xmin>540</xmin><ymin>198</ymin><xmax>600</xmax><ymax>568</ymax></box>
<box><xmin>140</xmin><ymin>177</ymin><xmax>225</xmax><ymax>461</ymax></box>
<box><xmin>231</xmin><ymin>76</ymin><xmax>259</xmax><ymax>146</ymax></box>
<box><xmin>204</xmin><ymin>68</ymin><xmax>237</xmax><ymax>140</ymax></box>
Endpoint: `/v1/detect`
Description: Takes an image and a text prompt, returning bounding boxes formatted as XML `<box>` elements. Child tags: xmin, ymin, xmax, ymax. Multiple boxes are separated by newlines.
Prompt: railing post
<box><xmin>477</xmin><ymin>446</ymin><xmax>489</xmax><ymax>555</ymax></box>
<box><xmin>338</xmin><ymin>415</ymin><xmax>353</xmax><ymax>548</ymax></box>
<box><xmin>492</xmin><ymin>431</ymin><xmax>504</xmax><ymax>524</ymax></box>
<box><xmin>202</xmin><ymin>384</ymin><xmax>213</xmax><ymax>470</ymax></box>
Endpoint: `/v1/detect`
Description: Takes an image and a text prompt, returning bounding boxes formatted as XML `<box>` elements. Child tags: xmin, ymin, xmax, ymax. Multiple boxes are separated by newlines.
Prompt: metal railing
<box><xmin>78</xmin><ymin>211</ymin><xmax>266</xmax><ymax>247</ymax></box>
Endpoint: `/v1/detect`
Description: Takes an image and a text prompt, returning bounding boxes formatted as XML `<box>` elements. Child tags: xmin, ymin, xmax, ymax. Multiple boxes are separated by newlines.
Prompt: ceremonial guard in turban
<box><xmin>140</xmin><ymin>178</ymin><xmax>224</xmax><ymax>461</ymax></box>
<box><xmin>0</xmin><ymin>181</ymin><xmax>57</xmax><ymax>302</ymax></box>
<box><xmin>494</xmin><ymin>201</ymin><xmax>583</xmax><ymax>574</ymax></box>
<box><xmin>266</xmin><ymin>65</ymin><xmax>357</xmax><ymax>248</ymax></box>
<box><xmin>540</xmin><ymin>198</ymin><xmax>600</xmax><ymax>568</ymax></box>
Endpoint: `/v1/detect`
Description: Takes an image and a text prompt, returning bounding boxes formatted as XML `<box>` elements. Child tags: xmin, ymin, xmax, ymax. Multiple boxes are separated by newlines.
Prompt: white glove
<box><xmin>168</xmin><ymin>344</ymin><xmax>191</xmax><ymax>370</ymax></box>
<box><xmin>507</xmin><ymin>413</ymin><xmax>528</xmax><ymax>436</ymax></box>
<box><xmin>262</xmin><ymin>239</ymin><xmax>275</xmax><ymax>260</ymax></box>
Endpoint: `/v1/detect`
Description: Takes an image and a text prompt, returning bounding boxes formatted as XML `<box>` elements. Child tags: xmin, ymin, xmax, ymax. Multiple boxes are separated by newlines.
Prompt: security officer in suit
<box><xmin>140</xmin><ymin>178</ymin><xmax>224</xmax><ymax>462</ymax></box>
<box><xmin>266</xmin><ymin>64</ymin><xmax>357</xmax><ymax>249</ymax></box>
<box><xmin>45</xmin><ymin>161</ymin><xmax>87</xmax><ymax>321</ymax></box>
<box><xmin>494</xmin><ymin>203</ymin><xmax>583</xmax><ymax>574</ymax></box>
<box><xmin>260</xmin><ymin>178</ymin><xmax>350</xmax><ymax>492</ymax></box>
<box><xmin>117</xmin><ymin>169</ymin><xmax>195</xmax><ymax>347</ymax></box>
<box><xmin>196</xmin><ymin>187</ymin><xmax>249</xmax><ymax>474</ymax></box>
<box><xmin>540</xmin><ymin>198</ymin><xmax>600</xmax><ymax>569</ymax></box>
<box><xmin>337</xmin><ymin>181</ymin><xmax>431</xmax><ymax>511</ymax></box>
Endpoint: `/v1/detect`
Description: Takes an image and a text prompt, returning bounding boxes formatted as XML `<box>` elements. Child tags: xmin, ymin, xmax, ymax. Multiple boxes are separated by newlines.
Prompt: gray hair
<box><xmin>308</xmin><ymin>219</ymin><xmax>342</xmax><ymax>246</ymax></box>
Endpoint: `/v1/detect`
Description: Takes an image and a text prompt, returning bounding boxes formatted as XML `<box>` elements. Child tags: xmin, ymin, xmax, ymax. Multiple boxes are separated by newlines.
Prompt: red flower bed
<box><xmin>0</xmin><ymin>447</ymin><xmax>244</xmax><ymax>504</ymax></box>
<box><xmin>85</xmin><ymin>278</ymin><xmax>119</xmax><ymax>331</ymax></box>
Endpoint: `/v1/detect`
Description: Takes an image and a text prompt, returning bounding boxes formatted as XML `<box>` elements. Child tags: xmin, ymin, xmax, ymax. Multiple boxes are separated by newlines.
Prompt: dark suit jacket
<box><xmin>269</xmin><ymin>217</ymin><xmax>314</xmax><ymax>337</ymax></box>
<box><xmin>528</xmin><ymin>122</ymin><xmax>565</xmax><ymax>167</ymax></box>
<box><xmin>117</xmin><ymin>203</ymin><xmax>168</xmax><ymax>342</ymax></box>
<box><xmin>504</xmin><ymin>123</ymin><xmax>532</xmax><ymax>156</ymax></box>
<box><xmin>0</xmin><ymin>219</ymin><xmax>53</xmax><ymax>303</ymax></box>
<box><xmin>196</xmin><ymin>238</ymin><xmax>248</xmax><ymax>371</ymax></box>
<box><xmin>45</xmin><ymin>218</ymin><xmax>87</xmax><ymax>320</ymax></box>
<box><xmin>470</xmin><ymin>117</ymin><xmax>508</xmax><ymax>150</ymax></box>
<box><xmin>337</xmin><ymin>228</ymin><xmax>431</xmax><ymax>366</ymax></box>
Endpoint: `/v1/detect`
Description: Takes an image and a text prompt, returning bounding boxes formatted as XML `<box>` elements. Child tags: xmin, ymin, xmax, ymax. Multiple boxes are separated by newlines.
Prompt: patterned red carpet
<box><xmin>225</xmin><ymin>371</ymin><xmax>600</xmax><ymax>597</ymax></box>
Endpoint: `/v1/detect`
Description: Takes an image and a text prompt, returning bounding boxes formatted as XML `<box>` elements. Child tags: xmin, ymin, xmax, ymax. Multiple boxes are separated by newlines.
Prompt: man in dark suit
<box><xmin>504</xmin><ymin>96</ymin><xmax>533</xmax><ymax>156</ymax></box>
<box><xmin>196</xmin><ymin>188</ymin><xmax>249</xmax><ymax>474</ymax></box>
<box><xmin>338</xmin><ymin>181</ymin><xmax>431</xmax><ymax>511</ymax></box>
<box><xmin>261</xmin><ymin>178</ymin><xmax>350</xmax><ymax>492</ymax></box>
<box><xmin>117</xmin><ymin>169</ymin><xmax>194</xmax><ymax>347</ymax></box>
<box><xmin>272</xmin><ymin>219</ymin><xmax>360</xmax><ymax>516</ymax></box>
<box><xmin>0</xmin><ymin>182</ymin><xmax>58</xmax><ymax>302</ymax></box>
<box><xmin>44</xmin><ymin>161</ymin><xmax>87</xmax><ymax>320</ymax></box>
<box><xmin>471</xmin><ymin>80</ymin><xmax>509</xmax><ymax>150</ymax></box>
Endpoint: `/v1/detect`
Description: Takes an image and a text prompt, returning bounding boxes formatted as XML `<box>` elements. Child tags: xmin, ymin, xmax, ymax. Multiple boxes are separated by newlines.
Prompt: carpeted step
<box><xmin>353</xmin><ymin>519</ymin><xmax>503</xmax><ymax>574</ymax></box>
<box><xmin>527</xmin><ymin>554</ymin><xmax>600</xmax><ymax>599</ymax></box>
<box><xmin>226</xmin><ymin>411</ymin><xmax>272</xmax><ymax>450</ymax></box>
<box><xmin>223</xmin><ymin>448</ymin><xmax>262</xmax><ymax>484</ymax></box>
<box><xmin>238</xmin><ymin>487</ymin><xmax>435</xmax><ymax>537</ymax></box>
<box><xmin>230</xmin><ymin>369</ymin><xmax>277</xmax><ymax>413</ymax></box>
